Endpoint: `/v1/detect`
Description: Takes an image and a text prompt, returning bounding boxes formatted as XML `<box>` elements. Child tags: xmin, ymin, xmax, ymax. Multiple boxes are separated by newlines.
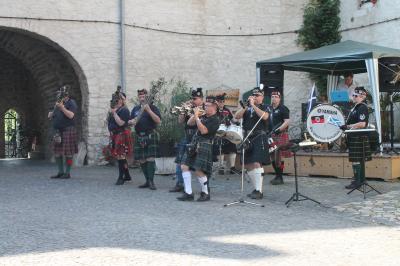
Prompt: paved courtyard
<box><xmin>1</xmin><ymin>159</ymin><xmax>400</xmax><ymax>265</ymax></box>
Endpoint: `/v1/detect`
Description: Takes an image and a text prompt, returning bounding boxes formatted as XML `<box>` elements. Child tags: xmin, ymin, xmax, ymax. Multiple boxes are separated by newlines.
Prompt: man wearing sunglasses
<box><xmin>340</xmin><ymin>87</ymin><xmax>371</xmax><ymax>189</ymax></box>
<box><xmin>235</xmin><ymin>87</ymin><xmax>270</xmax><ymax>199</ymax></box>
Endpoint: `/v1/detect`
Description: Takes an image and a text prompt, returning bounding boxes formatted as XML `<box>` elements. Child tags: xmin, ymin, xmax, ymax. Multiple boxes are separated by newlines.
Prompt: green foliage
<box><xmin>4</xmin><ymin>109</ymin><xmax>18</xmax><ymax>142</ymax></box>
<box><xmin>297</xmin><ymin>0</ymin><xmax>341</xmax><ymax>95</ymax></box>
<box><xmin>150</xmin><ymin>77</ymin><xmax>191</xmax><ymax>144</ymax></box>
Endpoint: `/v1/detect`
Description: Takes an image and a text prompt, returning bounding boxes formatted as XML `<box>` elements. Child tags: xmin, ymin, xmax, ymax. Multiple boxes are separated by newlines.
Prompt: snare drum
<box><xmin>216</xmin><ymin>124</ymin><xmax>228</xmax><ymax>137</ymax></box>
<box><xmin>225</xmin><ymin>125</ymin><xmax>243</xmax><ymax>144</ymax></box>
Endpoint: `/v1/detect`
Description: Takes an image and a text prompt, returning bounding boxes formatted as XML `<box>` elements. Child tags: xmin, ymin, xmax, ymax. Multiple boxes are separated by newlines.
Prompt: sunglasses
<box><xmin>252</xmin><ymin>94</ymin><xmax>263</xmax><ymax>97</ymax></box>
<box><xmin>352</xmin><ymin>94</ymin><xmax>360</xmax><ymax>98</ymax></box>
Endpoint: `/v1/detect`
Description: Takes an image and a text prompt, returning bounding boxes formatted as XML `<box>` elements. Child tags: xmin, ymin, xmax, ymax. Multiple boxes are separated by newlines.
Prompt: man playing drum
<box><xmin>214</xmin><ymin>93</ymin><xmax>238</xmax><ymax>175</ymax></box>
<box><xmin>340</xmin><ymin>87</ymin><xmax>371</xmax><ymax>189</ymax></box>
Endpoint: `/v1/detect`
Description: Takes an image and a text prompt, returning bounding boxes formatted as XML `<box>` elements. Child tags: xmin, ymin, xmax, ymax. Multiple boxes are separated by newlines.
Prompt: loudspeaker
<box><xmin>259</xmin><ymin>64</ymin><xmax>284</xmax><ymax>100</ymax></box>
<box><xmin>379</xmin><ymin>57</ymin><xmax>400</xmax><ymax>92</ymax></box>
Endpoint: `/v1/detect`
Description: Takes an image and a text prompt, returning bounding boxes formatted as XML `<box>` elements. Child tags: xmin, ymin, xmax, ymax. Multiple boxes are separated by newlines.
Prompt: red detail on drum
<box><xmin>311</xmin><ymin>115</ymin><xmax>325</xmax><ymax>124</ymax></box>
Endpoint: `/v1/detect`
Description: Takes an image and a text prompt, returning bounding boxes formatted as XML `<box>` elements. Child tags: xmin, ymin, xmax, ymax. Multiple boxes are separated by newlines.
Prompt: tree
<box><xmin>297</xmin><ymin>0</ymin><xmax>341</xmax><ymax>95</ymax></box>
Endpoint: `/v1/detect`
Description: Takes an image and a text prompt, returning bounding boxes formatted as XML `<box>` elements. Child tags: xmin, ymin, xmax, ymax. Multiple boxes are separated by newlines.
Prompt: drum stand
<box><xmin>224</xmin><ymin>111</ymin><xmax>267</xmax><ymax>208</ymax></box>
<box><xmin>285</xmin><ymin>144</ymin><xmax>321</xmax><ymax>207</ymax></box>
<box><xmin>212</xmin><ymin>138</ymin><xmax>241</xmax><ymax>180</ymax></box>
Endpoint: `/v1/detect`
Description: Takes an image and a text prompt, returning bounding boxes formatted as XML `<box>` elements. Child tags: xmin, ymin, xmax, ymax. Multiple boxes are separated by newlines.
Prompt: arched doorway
<box><xmin>0</xmin><ymin>27</ymin><xmax>88</xmax><ymax>160</ymax></box>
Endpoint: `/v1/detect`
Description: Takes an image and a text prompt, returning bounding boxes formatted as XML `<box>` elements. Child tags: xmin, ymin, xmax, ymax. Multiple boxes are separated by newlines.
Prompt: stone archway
<box><xmin>0</xmin><ymin>27</ymin><xmax>88</xmax><ymax>160</ymax></box>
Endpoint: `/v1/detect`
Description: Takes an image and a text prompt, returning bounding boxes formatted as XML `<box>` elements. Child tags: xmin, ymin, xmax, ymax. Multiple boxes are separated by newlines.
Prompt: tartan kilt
<box><xmin>110</xmin><ymin>129</ymin><xmax>133</xmax><ymax>158</ymax></box>
<box><xmin>182</xmin><ymin>140</ymin><xmax>214</xmax><ymax>175</ymax></box>
<box><xmin>347</xmin><ymin>134</ymin><xmax>371</xmax><ymax>162</ymax></box>
<box><xmin>272</xmin><ymin>132</ymin><xmax>292</xmax><ymax>158</ymax></box>
<box><xmin>52</xmin><ymin>126</ymin><xmax>78</xmax><ymax>157</ymax></box>
<box><xmin>242</xmin><ymin>134</ymin><xmax>270</xmax><ymax>165</ymax></box>
<box><xmin>134</xmin><ymin>132</ymin><xmax>159</xmax><ymax>160</ymax></box>
<box><xmin>175</xmin><ymin>137</ymin><xmax>188</xmax><ymax>164</ymax></box>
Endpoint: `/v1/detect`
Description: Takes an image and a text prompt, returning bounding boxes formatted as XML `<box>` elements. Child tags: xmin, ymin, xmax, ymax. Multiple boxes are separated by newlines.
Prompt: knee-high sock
<box><xmin>118</xmin><ymin>160</ymin><xmax>124</xmax><ymax>178</ymax></box>
<box><xmin>123</xmin><ymin>159</ymin><xmax>131</xmax><ymax>178</ymax></box>
<box><xmin>247</xmin><ymin>169</ymin><xmax>257</xmax><ymax>190</ymax></box>
<box><xmin>227</xmin><ymin>153</ymin><xmax>236</xmax><ymax>168</ymax></box>
<box><xmin>176</xmin><ymin>164</ymin><xmax>183</xmax><ymax>185</ymax></box>
<box><xmin>198</xmin><ymin>176</ymin><xmax>208</xmax><ymax>194</ymax></box>
<box><xmin>56</xmin><ymin>156</ymin><xmax>64</xmax><ymax>174</ymax></box>
<box><xmin>140</xmin><ymin>162</ymin><xmax>148</xmax><ymax>181</ymax></box>
<box><xmin>182</xmin><ymin>171</ymin><xmax>192</xmax><ymax>194</ymax></box>
<box><xmin>272</xmin><ymin>161</ymin><xmax>278</xmax><ymax>174</ymax></box>
<box><xmin>147</xmin><ymin>161</ymin><xmax>156</xmax><ymax>181</ymax></box>
<box><xmin>218</xmin><ymin>154</ymin><xmax>225</xmax><ymax>167</ymax></box>
<box><xmin>253</xmin><ymin>168</ymin><xmax>264</xmax><ymax>193</ymax></box>
<box><xmin>65</xmin><ymin>157</ymin><xmax>73</xmax><ymax>174</ymax></box>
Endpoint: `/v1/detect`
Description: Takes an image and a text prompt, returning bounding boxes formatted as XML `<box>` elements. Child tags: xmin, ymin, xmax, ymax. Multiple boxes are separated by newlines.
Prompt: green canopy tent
<box><xmin>256</xmin><ymin>40</ymin><xmax>400</xmax><ymax>150</ymax></box>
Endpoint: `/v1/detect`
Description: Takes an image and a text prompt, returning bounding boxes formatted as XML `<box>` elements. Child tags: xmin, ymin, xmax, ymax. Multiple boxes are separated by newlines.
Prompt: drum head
<box><xmin>306</xmin><ymin>104</ymin><xmax>345</xmax><ymax>143</ymax></box>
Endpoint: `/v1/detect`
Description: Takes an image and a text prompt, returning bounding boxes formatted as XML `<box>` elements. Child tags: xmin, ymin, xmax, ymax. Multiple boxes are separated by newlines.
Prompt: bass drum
<box><xmin>306</xmin><ymin>104</ymin><xmax>345</xmax><ymax>143</ymax></box>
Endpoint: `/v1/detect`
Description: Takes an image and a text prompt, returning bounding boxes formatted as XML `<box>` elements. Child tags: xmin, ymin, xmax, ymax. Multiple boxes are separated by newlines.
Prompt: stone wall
<box><xmin>0</xmin><ymin>0</ymin><xmax>313</xmax><ymax>163</ymax></box>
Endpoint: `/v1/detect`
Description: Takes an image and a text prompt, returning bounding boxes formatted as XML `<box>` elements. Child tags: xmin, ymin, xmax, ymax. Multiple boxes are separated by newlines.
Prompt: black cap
<box><xmin>354</xmin><ymin>86</ymin><xmax>367</xmax><ymax>96</ymax></box>
<box><xmin>206</xmin><ymin>95</ymin><xmax>218</xmax><ymax>105</ymax></box>
<box><xmin>216</xmin><ymin>93</ymin><xmax>226</xmax><ymax>101</ymax></box>
<box><xmin>191</xmin><ymin>87</ymin><xmax>203</xmax><ymax>98</ymax></box>
<box><xmin>252</xmin><ymin>87</ymin><xmax>264</xmax><ymax>96</ymax></box>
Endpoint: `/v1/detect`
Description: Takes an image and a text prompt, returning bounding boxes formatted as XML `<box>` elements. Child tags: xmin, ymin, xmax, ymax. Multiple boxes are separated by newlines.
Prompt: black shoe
<box><xmin>197</xmin><ymin>192</ymin><xmax>210</xmax><ymax>202</ymax></box>
<box><xmin>247</xmin><ymin>189</ymin><xmax>256</xmax><ymax>198</ymax></box>
<box><xmin>169</xmin><ymin>185</ymin><xmax>184</xmax><ymax>193</ymax></box>
<box><xmin>50</xmin><ymin>173</ymin><xmax>64</xmax><ymax>179</ymax></box>
<box><xmin>59</xmin><ymin>173</ymin><xmax>71</xmax><ymax>179</ymax></box>
<box><xmin>229</xmin><ymin>167</ymin><xmax>236</xmax><ymax>174</ymax></box>
<box><xmin>115</xmin><ymin>178</ymin><xmax>125</xmax><ymax>185</ymax></box>
<box><xmin>138</xmin><ymin>181</ymin><xmax>150</xmax><ymax>188</ymax></box>
<box><xmin>270</xmin><ymin>176</ymin><xmax>284</xmax><ymax>185</ymax></box>
<box><xmin>218</xmin><ymin>169</ymin><xmax>225</xmax><ymax>175</ymax></box>
<box><xmin>177</xmin><ymin>192</ymin><xmax>194</xmax><ymax>201</ymax></box>
<box><xmin>250</xmin><ymin>190</ymin><xmax>263</xmax><ymax>199</ymax></box>
<box><xmin>123</xmin><ymin>175</ymin><xmax>132</xmax><ymax>181</ymax></box>
<box><xmin>149</xmin><ymin>181</ymin><xmax>157</xmax><ymax>190</ymax></box>
<box><xmin>345</xmin><ymin>181</ymin><xmax>361</xmax><ymax>190</ymax></box>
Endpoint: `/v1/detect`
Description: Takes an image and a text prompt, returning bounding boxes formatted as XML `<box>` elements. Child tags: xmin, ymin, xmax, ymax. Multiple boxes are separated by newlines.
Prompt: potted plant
<box><xmin>149</xmin><ymin>77</ymin><xmax>191</xmax><ymax>174</ymax></box>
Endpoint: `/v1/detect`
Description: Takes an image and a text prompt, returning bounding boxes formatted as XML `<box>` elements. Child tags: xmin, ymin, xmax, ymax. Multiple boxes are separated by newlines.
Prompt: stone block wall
<box><xmin>1</xmin><ymin>0</ymin><xmax>315</xmax><ymax>163</ymax></box>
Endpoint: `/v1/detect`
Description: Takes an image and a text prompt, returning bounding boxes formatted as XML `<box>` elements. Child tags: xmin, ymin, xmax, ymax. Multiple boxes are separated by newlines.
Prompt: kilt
<box><xmin>272</xmin><ymin>132</ymin><xmax>292</xmax><ymax>158</ymax></box>
<box><xmin>242</xmin><ymin>133</ymin><xmax>270</xmax><ymax>165</ymax></box>
<box><xmin>110</xmin><ymin>129</ymin><xmax>133</xmax><ymax>158</ymax></box>
<box><xmin>181</xmin><ymin>138</ymin><xmax>214</xmax><ymax>175</ymax></box>
<box><xmin>134</xmin><ymin>131</ymin><xmax>159</xmax><ymax>160</ymax></box>
<box><xmin>52</xmin><ymin>126</ymin><xmax>78</xmax><ymax>157</ymax></box>
<box><xmin>175</xmin><ymin>137</ymin><xmax>188</xmax><ymax>164</ymax></box>
<box><xmin>347</xmin><ymin>133</ymin><xmax>371</xmax><ymax>162</ymax></box>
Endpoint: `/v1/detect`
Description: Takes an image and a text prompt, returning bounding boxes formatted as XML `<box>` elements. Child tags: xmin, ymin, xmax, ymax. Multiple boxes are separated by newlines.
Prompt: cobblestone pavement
<box><xmin>1</xmin><ymin>159</ymin><xmax>400</xmax><ymax>266</ymax></box>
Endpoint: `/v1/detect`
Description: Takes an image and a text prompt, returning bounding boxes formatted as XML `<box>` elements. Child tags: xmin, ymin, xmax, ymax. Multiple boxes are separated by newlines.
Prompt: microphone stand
<box><xmin>224</xmin><ymin>109</ymin><xmax>267</xmax><ymax>208</ymax></box>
